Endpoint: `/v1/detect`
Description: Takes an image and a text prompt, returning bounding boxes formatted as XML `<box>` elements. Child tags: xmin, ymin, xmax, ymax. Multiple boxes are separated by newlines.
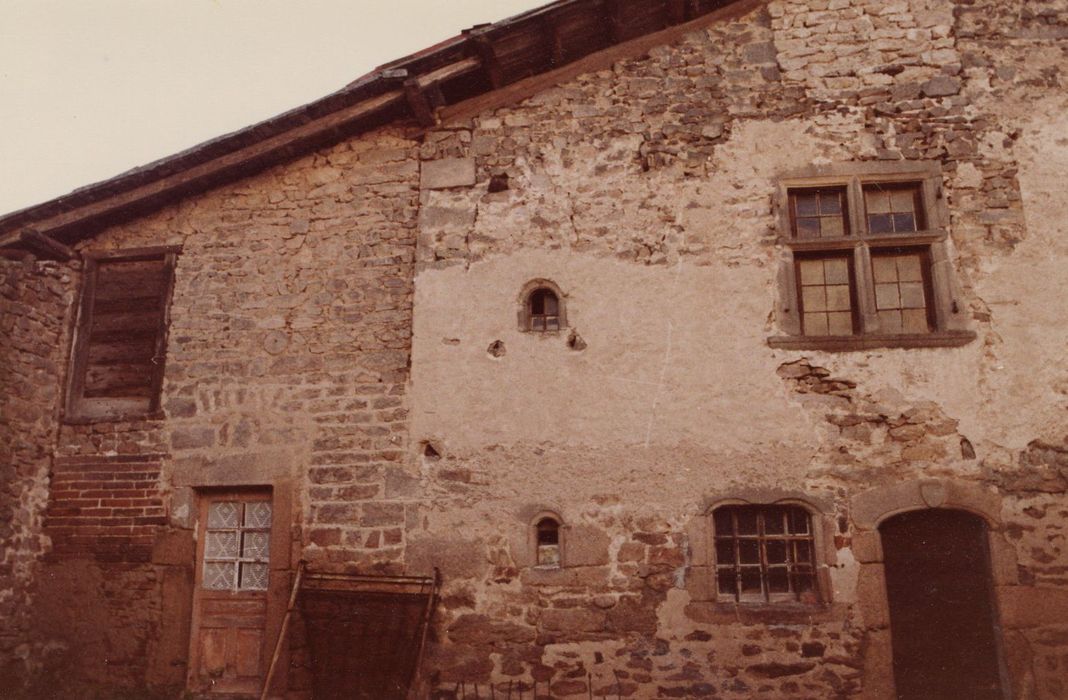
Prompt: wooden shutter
<box><xmin>67</xmin><ymin>247</ymin><xmax>178</xmax><ymax>421</ymax></box>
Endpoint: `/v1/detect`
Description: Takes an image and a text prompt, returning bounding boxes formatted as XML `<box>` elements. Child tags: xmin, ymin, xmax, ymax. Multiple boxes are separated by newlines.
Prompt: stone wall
<box><xmin>2</xmin><ymin>0</ymin><xmax>1067</xmax><ymax>697</ymax></box>
<box><xmin>407</xmin><ymin>0</ymin><xmax>1068</xmax><ymax>697</ymax></box>
<box><xmin>0</xmin><ymin>257</ymin><xmax>75</xmax><ymax>689</ymax></box>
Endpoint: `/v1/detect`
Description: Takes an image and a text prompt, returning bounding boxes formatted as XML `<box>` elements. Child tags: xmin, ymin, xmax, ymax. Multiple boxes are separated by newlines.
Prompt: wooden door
<box><xmin>189</xmin><ymin>491</ymin><xmax>273</xmax><ymax>695</ymax></box>
<box><xmin>880</xmin><ymin>509</ymin><xmax>1005</xmax><ymax>700</ymax></box>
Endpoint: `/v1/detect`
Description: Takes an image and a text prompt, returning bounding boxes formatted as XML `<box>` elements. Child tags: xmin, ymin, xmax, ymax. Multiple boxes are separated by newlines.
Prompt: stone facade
<box><xmin>2</xmin><ymin>0</ymin><xmax>1067</xmax><ymax>698</ymax></box>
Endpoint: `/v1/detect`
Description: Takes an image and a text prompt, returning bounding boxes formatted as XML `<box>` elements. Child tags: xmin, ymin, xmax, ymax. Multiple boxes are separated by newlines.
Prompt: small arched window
<box><xmin>518</xmin><ymin>280</ymin><xmax>567</xmax><ymax>332</ymax></box>
<box><xmin>535</xmin><ymin>517</ymin><xmax>561</xmax><ymax>567</ymax></box>
<box><xmin>528</xmin><ymin>289</ymin><xmax>560</xmax><ymax>332</ymax></box>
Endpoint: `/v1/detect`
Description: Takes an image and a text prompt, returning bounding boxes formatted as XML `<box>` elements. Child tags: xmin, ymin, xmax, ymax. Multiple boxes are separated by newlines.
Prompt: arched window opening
<box><xmin>712</xmin><ymin>504</ymin><xmax>817</xmax><ymax>603</ymax></box>
<box><xmin>535</xmin><ymin>517</ymin><xmax>561</xmax><ymax>567</ymax></box>
<box><xmin>528</xmin><ymin>288</ymin><xmax>560</xmax><ymax>332</ymax></box>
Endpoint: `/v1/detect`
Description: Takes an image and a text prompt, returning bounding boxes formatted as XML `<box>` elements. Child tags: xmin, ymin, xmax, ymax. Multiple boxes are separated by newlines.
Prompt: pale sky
<box><xmin>0</xmin><ymin>0</ymin><xmax>543</xmax><ymax>215</ymax></box>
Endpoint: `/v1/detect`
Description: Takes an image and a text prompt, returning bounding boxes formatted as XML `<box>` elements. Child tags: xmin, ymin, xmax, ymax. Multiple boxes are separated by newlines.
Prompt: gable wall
<box><xmin>2</xmin><ymin>0</ymin><xmax>1067</xmax><ymax>698</ymax></box>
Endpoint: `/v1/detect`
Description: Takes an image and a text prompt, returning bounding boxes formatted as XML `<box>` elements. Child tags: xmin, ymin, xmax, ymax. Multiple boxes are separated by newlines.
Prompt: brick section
<box><xmin>44</xmin><ymin>455</ymin><xmax>167</xmax><ymax>563</ymax></box>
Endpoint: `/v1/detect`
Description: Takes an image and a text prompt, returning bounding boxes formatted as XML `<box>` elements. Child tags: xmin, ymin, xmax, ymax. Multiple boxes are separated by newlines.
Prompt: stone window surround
<box><xmin>849</xmin><ymin>479</ymin><xmax>1017</xmax><ymax>700</ymax></box>
<box><xmin>63</xmin><ymin>245</ymin><xmax>181</xmax><ymax>424</ymax></box>
<box><xmin>516</xmin><ymin>278</ymin><xmax>567</xmax><ymax>334</ymax></box>
<box><xmin>767</xmin><ymin>161</ymin><xmax>975</xmax><ymax>352</ymax></box>
<box><xmin>686</xmin><ymin>489</ymin><xmax>838</xmax><ymax>617</ymax></box>
<box><xmin>527</xmin><ymin>509</ymin><xmax>567</xmax><ymax>569</ymax></box>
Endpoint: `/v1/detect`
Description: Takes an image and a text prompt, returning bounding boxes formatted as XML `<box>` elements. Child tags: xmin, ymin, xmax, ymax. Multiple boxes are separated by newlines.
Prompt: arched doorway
<box><xmin>880</xmin><ymin>508</ymin><xmax>1006</xmax><ymax>699</ymax></box>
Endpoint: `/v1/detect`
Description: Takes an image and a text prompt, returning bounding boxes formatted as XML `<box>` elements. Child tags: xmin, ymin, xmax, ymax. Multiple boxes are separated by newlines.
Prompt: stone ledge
<box><xmin>767</xmin><ymin>330</ymin><xmax>977</xmax><ymax>352</ymax></box>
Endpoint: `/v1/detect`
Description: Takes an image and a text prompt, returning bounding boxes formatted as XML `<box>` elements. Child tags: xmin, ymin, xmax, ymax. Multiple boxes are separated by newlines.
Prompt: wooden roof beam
<box><xmin>604</xmin><ymin>0</ymin><xmax>626</xmax><ymax>44</ymax></box>
<box><xmin>0</xmin><ymin>228</ymin><xmax>77</xmax><ymax>260</ymax></box>
<box><xmin>668</xmin><ymin>0</ymin><xmax>693</xmax><ymax>25</ymax></box>
<box><xmin>466</xmin><ymin>31</ymin><xmax>505</xmax><ymax>90</ymax></box>
<box><xmin>541</xmin><ymin>14</ymin><xmax>565</xmax><ymax>68</ymax></box>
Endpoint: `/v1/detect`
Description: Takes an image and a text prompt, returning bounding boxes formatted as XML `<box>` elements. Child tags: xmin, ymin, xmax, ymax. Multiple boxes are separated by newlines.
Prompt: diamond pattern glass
<box><xmin>244</xmin><ymin>502</ymin><xmax>272</xmax><ymax>528</ymax></box>
<box><xmin>202</xmin><ymin>498</ymin><xmax>272</xmax><ymax>592</ymax></box>
<box><xmin>205</xmin><ymin>531</ymin><xmax>239</xmax><ymax>559</ymax></box>
<box><xmin>204</xmin><ymin>561</ymin><xmax>237</xmax><ymax>590</ymax></box>
<box><xmin>208</xmin><ymin>501</ymin><xmax>240</xmax><ymax>528</ymax></box>
<box><xmin>240</xmin><ymin>562</ymin><xmax>269</xmax><ymax>591</ymax></box>
<box><xmin>242</xmin><ymin>532</ymin><xmax>270</xmax><ymax>560</ymax></box>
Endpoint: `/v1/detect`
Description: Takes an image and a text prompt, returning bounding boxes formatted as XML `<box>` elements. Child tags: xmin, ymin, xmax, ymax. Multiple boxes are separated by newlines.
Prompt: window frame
<box><xmin>526</xmin><ymin>510</ymin><xmax>566</xmax><ymax>569</ymax></box>
<box><xmin>711</xmin><ymin>504</ymin><xmax>819</xmax><ymax>604</ymax></box>
<box><xmin>64</xmin><ymin>246</ymin><xmax>180</xmax><ymax>423</ymax></box>
<box><xmin>517</xmin><ymin>279</ymin><xmax>568</xmax><ymax>333</ymax></box>
<box><xmin>769</xmin><ymin>162</ymin><xmax>974</xmax><ymax>351</ymax></box>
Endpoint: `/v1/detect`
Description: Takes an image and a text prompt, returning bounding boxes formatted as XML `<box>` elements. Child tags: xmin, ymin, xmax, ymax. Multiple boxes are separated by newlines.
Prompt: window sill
<box><xmin>63</xmin><ymin>403</ymin><xmax>165</xmax><ymax>425</ymax></box>
<box><xmin>767</xmin><ymin>330</ymin><xmax>976</xmax><ymax>352</ymax></box>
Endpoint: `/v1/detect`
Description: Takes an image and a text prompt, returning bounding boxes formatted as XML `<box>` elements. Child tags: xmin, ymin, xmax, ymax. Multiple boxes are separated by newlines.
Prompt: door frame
<box><xmin>187</xmin><ymin>484</ymin><xmax>293</xmax><ymax>696</ymax></box>
<box><xmin>849</xmin><ymin>479</ymin><xmax>1014</xmax><ymax>700</ymax></box>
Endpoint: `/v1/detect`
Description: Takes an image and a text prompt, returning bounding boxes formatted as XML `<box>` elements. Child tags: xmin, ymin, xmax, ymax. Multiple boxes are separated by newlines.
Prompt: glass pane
<box><xmin>740</xmin><ymin>568</ymin><xmax>763</xmax><ymax>594</ymax></box>
<box><xmin>244</xmin><ymin>501</ymin><xmax>272</xmax><ymax>528</ymax></box>
<box><xmin>717</xmin><ymin>569</ymin><xmax>737</xmax><ymax>598</ymax></box>
<box><xmin>792</xmin><ymin>571</ymin><xmax>815</xmax><ymax>593</ymax></box>
<box><xmin>204</xmin><ymin>561</ymin><xmax>236</xmax><ymax>590</ymax></box>
<box><xmin>796</xmin><ymin>217</ymin><xmax>820</xmax><ymax>239</ymax></box>
<box><xmin>896</xmin><ymin>255</ymin><xmax>923</xmax><ymax>281</ymax></box>
<box><xmin>206</xmin><ymin>531</ymin><xmax>239</xmax><ymax>559</ymax></box>
<box><xmin>823</xmin><ymin>258</ymin><xmax>849</xmax><ymax>285</ymax></box>
<box><xmin>825</xmin><ymin>285</ymin><xmax>851</xmax><ymax>312</ymax></box>
<box><xmin>827</xmin><ymin>312</ymin><xmax>853</xmax><ymax>336</ymax></box>
<box><xmin>878</xmin><ymin>310</ymin><xmax>903</xmax><ymax>333</ymax></box>
<box><xmin>865</xmin><ymin>189</ymin><xmax>891</xmax><ymax>214</ymax></box>
<box><xmin>798</xmin><ymin>259</ymin><xmax>824</xmax><ymax>286</ymax></box>
<box><xmin>868</xmin><ymin>213</ymin><xmax>895</xmax><ymax>234</ymax></box>
<box><xmin>239</xmin><ymin>562</ymin><xmax>269</xmax><ymax>591</ymax></box>
<box><xmin>871</xmin><ymin>256</ymin><xmax>898</xmax><ymax>283</ymax></box>
<box><xmin>739</xmin><ymin>540</ymin><xmax>760</xmax><ymax>565</ymax></box>
<box><xmin>820</xmin><ymin>216</ymin><xmax>845</xmax><ymax>238</ymax></box>
<box><xmin>715</xmin><ymin>539</ymin><xmax>736</xmax><ymax>565</ymax></box>
<box><xmin>820</xmin><ymin>191</ymin><xmax>843</xmax><ymax>215</ymax></box>
<box><xmin>765</xmin><ymin>540</ymin><xmax>787</xmax><ymax>564</ymax></box>
<box><xmin>875</xmin><ymin>283</ymin><xmax>901</xmax><ymax>310</ymax></box>
<box><xmin>804</xmin><ymin>312</ymin><xmax>829</xmax><ymax>335</ymax></box>
<box><xmin>902</xmin><ymin>309</ymin><xmax>930</xmax><ymax>334</ymax></box>
<box><xmin>802</xmin><ymin>286</ymin><xmax>827</xmax><ymax>312</ymax></box>
<box><xmin>794</xmin><ymin>193</ymin><xmax>819</xmax><ymax>217</ymax></box>
<box><xmin>788</xmin><ymin>508</ymin><xmax>810</xmax><ymax>534</ymax></box>
<box><xmin>713</xmin><ymin>509</ymin><xmax>733</xmax><ymax>535</ymax></box>
<box><xmin>543</xmin><ymin>294</ymin><xmax>558</xmax><ymax>316</ymax></box>
<box><xmin>763</xmin><ymin>508</ymin><xmax>786</xmax><ymax>535</ymax></box>
<box><xmin>890</xmin><ymin>188</ymin><xmax>917</xmax><ymax>212</ymax></box>
<box><xmin>899</xmin><ymin>282</ymin><xmax>926</xmax><ymax>309</ymax></box>
<box><xmin>537</xmin><ymin>544</ymin><xmax>560</xmax><ymax>567</ymax></box>
<box><xmin>546</xmin><ymin>317</ymin><xmax>559</xmax><ymax>331</ymax></box>
<box><xmin>735</xmin><ymin>509</ymin><xmax>758</xmax><ymax>535</ymax></box>
<box><xmin>208</xmin><ymin>502</ymin><xmax>240</xmax><ymax>529</ymax></box>
<box><xmin>530</xmin><ymin>291</ymin><xmax>545</xmax><ymax>315</ymax></box>
<box><xmin>242</xmin><ymin>531</ymin><xmax>270</xmax><ymax>560</ymax></box>
<box><xmin>892</xmin><ymin>213</ymin><xmax>916</xmax><ymax>232</ymax></box>
<box><xmin>768</xmin><ymin>567</ymin><xmax>790</xmax><ymax>593</ymax></box>
<box><xmin>793</xmin><ymin>540</ymin><xmax>814</xmax><ymax>563</ymax></box>
<box><xmin>531</xmin><ymin>317</ymin><xmax>544</xmax><ymax>331</ymax></box>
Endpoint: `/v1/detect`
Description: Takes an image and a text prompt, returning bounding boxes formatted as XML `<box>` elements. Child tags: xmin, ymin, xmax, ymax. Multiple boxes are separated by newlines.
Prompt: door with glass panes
<box><xmin>189</xmin><ymin>491</ymin><xmax>273</xmax><ymax>695</ymax></box>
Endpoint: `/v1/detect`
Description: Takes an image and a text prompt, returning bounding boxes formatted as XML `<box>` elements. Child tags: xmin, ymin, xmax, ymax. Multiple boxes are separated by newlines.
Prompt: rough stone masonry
<box><xmin>1</xmin><ymin>0</ymin><xmax>1067</xmax><ymax>698</ymax></box>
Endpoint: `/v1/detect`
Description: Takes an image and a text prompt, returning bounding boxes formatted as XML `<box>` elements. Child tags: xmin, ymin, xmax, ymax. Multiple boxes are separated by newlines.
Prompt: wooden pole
<box><xmin>259</xmin><ymin>561</ymin><xmax>304</xmax><ymax>700</ymax></box>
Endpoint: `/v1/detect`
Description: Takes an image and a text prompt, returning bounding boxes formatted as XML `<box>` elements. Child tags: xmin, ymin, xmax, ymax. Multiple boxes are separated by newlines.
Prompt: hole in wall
<box><xmin>487</xmin><ymin>340</ymin><xmax>506</xmax><ymax>358</ymax></box>
<box><xmin>423</xmin><ymin>442</ymin><xmax>442</xmax><ymax>461</ymax></box>
<box><xmin>567</xmin><ymin>330</ymin><xmax>587</xmax><ymax>351</ymax></box>
<box><xmin>488</xmin><ymin>172</ymin><xmax>509</xmax><ymax>193</ymax></box>
<box><xmin>960</xmin><ymin>437</ymin><xmax>976</xmax><ymax>460</ymax></box>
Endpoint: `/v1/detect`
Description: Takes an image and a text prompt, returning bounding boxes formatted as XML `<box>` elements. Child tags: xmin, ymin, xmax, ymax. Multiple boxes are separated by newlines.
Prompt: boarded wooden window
<box><xmin>713</xmin><ymin>504</ymin><xmax>817</xmax><ymax>603</ymax></box>
<box><xmin>66</xmin><ymin>248</ymin><xmax>177</xmax><ymax>421</ymax></box>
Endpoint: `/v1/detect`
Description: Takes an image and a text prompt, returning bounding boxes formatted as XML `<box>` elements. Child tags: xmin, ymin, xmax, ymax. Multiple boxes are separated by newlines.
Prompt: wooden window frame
<box><xmin>64</xmin><ymin>246</ymin><xmax>180</xmax><ymax>423</ymax></box>
<box><xmin>768</xmin><ymin>162</ymin><xmax>975</xmax><ymax>351</ymax></box>
<box><xmin>712</xmin><ymin>504</ymin><xmax>820</xmax><ymax>604</ymax></box>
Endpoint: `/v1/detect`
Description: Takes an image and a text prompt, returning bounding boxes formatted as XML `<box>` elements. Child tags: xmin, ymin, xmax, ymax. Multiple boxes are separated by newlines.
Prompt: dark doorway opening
<box><xmin>880</xmin><ymin>509</ymin><xmax>1005</xmax><ymax>700</ymax></box>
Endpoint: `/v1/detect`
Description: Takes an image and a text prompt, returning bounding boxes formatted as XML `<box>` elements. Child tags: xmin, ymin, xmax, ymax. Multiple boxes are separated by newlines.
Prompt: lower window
<box><xmin>713</xmin><ymin>504</ymin><xmax>817</xmax><ymax>603</ymax></box>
